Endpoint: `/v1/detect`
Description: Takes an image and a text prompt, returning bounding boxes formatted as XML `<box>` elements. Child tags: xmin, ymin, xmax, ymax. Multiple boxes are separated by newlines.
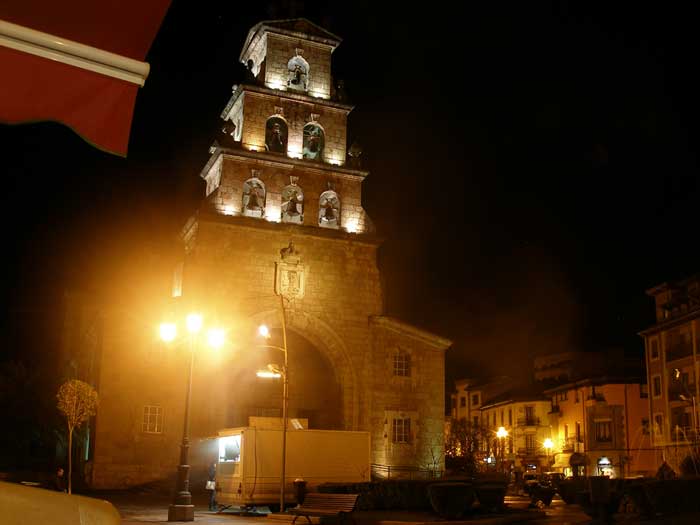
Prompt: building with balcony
<box><xmin>479</xmin><ymin>387</ymin><xmax>553</xmax><ymax>477</ymax></box>
<box><xmin>545</xmin><ymin>377</ymin><xmax>656</xmax><ymax>478</ymax></box>
<box><xmin>640</xmin><ymin>274</ymin><xmax>700</xmax><ymax>472</ymax></box>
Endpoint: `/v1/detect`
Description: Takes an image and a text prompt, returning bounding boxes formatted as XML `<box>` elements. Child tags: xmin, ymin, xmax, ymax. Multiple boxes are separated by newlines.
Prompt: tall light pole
<box><xmin>256</xmin><ymin>294</ymin><xmax>289</xmax><ymax>512</ymax></box>
<box><xmin>160</xmin><ymin>313</ymin><xmax>225</xmax><ymax>522</ymax></box>
<box><xmin>496</xmin><ymin>427</ymin><xmax>508</xmax><ymax>475</ymax></box>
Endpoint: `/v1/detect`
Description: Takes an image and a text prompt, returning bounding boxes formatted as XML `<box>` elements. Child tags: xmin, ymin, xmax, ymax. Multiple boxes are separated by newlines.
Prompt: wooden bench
<box><xmin>289</xmin><ymin>493</ymin><xmax>359</xmax><ymax>525</ymax></box>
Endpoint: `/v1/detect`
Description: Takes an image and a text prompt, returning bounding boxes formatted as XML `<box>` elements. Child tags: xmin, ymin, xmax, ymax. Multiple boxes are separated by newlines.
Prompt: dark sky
<box><xmin>1</xmin><ymin>1</ymin><xmax>699</xmax><ymax>382</ymax></box>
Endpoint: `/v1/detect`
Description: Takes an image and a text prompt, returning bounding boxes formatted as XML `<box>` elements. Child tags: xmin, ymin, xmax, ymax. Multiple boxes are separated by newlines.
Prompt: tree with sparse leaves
<box><xmin>445</xmin><ymin>418</ymin><xmax>484</xmax><ymax>476</ymax></box>
<box><xmin>56</xmin><ymin>379</ymin><xmax>98</xmax><ymax>494</ymax></box>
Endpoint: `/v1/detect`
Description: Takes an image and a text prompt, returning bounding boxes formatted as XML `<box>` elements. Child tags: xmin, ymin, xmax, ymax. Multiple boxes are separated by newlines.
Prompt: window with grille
<box><xmin>595</xmin><ymin>421</ymin><xmax>612</xmax><ymax>442</ymax></box>
<box><xmin>142</xmin><ymin>405</ymin><xmax>163</xmax><ymax>434</ymax></box>
<box><xmin>393</xmin><ymin>352</ymin><xmax>410</xmax><ymax>377</ymax></box>
<box><xmin>392</xmin><ymin>418</ymin><xmax>411</xmax><ymax>443</ymax></box>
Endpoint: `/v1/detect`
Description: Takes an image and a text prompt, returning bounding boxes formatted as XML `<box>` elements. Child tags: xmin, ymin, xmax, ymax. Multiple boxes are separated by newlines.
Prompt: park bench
<box><xmin>289</xmin><ymin>493</ymin><xmax>359</xmax><ymax>525</ymax></box>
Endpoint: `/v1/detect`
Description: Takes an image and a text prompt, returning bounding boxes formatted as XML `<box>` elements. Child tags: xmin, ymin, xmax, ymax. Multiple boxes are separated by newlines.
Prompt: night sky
<box><xmin>1</xmin><ymin>1</ymin><xmax>699</xmax><ymax>385</ymax></box>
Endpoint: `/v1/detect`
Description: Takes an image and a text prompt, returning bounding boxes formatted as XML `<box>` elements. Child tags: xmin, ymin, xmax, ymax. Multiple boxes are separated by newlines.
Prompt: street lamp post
<box><xmin>256</xmin><ymin>294</ymin><xmax>289</xmax><ymax>512</ymax></box>
<box><xmin>496</xmin><ymin>427</ymin><xmax>508</xmax><ymax>475</ymax></box>
<box><xmin>543</xmin><ymin>438</ymin><xmax>553</xmax><ymax>471</ymax></box>
<box><xmin>160</xmin><ymin>313</ymin><xmax>225</xmax><ymax>522</ymax></box>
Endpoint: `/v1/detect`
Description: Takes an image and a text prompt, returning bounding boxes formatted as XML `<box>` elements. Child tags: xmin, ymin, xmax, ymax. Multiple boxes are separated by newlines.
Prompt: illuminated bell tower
<box><xmin>200</xmin><ymin>18</ymin><xmax>369</xmax><ymax>233</ymax></box>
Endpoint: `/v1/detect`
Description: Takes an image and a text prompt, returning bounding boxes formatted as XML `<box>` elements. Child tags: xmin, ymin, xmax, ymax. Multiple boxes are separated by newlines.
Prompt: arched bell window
<box><xmin>281</xmin><ymin>180</ymin><xmax>304</xmax><ymax>224</ymax></box>
<box><xmin>265</xmin><ymin>116</ymin><xmax>288</xmax><ymax>154</ymax></box>
<box><xmin>303</xmin><ymin>123</ymin><xmax>325</xmax><ymax>161</ymax></box>
<box><xmin>287</xmin><ymin>50</ymin><xmax>309</xmax><ymax>92</ymax></box>
<box><xmin>242</xmin><ymin>177</ymin><xmax>265</xmax><ymax>218</ymax></box>
<box><xmin>318</xmin><ymin>189</ymin><xmax>340</xmax><ymax>229</ymax></box>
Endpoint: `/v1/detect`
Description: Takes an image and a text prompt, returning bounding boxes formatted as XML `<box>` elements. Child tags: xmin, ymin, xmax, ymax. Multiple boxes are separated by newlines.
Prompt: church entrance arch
<box><xmin>222</xmin><ymin>309</ymin><xmax>357</xmax><ymax>431</ymax></box>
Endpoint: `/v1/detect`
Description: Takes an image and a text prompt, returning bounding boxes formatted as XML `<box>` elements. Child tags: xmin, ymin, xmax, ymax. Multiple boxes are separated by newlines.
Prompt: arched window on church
<box><xmin>303</xmin><ymin>123</ymin><xmax>325</xmax><ymax>161</ymax></box>
<box><xmin>281</xmin><ymin>178</ymin><xmax>304</xmax><ymax>224</ymax></box>
<box><xmin>318</xmin><ymin>189</ymin><xmax>340</xmax><ymax>229</ymax></box>
<box><xmin>287</xmin><ymin>49</ymin><xmax>309</xmax><ymax>92</ymax></box>
<box><xmin>265</xmin><ymin>116</ymin><xmax>288</xmax><ymax>154</ymax></box>
<box><xmin>242</xmin><ymin>177</ymin><xmax>265</xmax><ymax>218</ymax></box>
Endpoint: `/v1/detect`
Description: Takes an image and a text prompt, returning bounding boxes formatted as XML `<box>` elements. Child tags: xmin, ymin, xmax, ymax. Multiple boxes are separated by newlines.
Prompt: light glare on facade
<box><xmin>186</xmin><ymin>313</ymin><xmax>203</xmax><ymax>334</ymax></box>
<box><xmin>543</xmin><ymin>437</ymin><xmax>553</xmax><ymax>450</ymax></box>
<box><xmin>496</xmin><ymin>426</ymin><xmax>508</xmax><ymax>439</ymax></box>
<box><xmin>258</xmin><ymin>324</ymin><xmax>270</xmax><ymax>338</ymax></box>
<box><xmin>159</xmin><ymin>323</ymin><xmax>177</xmax><ymax>342</ymax></box>
<box><xmin>207</xmin><ymin>328</ymin><xmax>225</xmax><ymax>349</ymax></box>
<box><xmin>257</xmin><ymin>370</ymin><xmax>281</xmax><ymax>378</ymax></box>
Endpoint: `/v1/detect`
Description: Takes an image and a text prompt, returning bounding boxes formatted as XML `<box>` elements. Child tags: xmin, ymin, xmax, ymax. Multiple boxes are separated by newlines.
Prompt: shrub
<box><xmin>318</xmin><ymin>480</ymin><xmax>434</xmax><ymax>511</ymax></box>
<box><xmin>427</xmin><ymin>482</ymin><xmax>475</xmax><ymax>519</ymax></box>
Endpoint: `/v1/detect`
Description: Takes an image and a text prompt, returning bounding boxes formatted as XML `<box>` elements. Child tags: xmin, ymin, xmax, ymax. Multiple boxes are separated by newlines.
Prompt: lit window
<box><xmin>142</xmin><ymin>405</ymin><xmax>163</xmax><ymax>434</ymax></box>
<box><xmin>595</xmin><ymin>421</ymin><xmax>612</xmax><ymax>442</ymax></box>
<box><xmin>393</xmin><ymin>352</ymin><xmax>410</xmax><ymax>377</ymax></box>
<box><xmin>392</xmin><ymin>418</ymin><xmax>411</xmax><ymax>444</ymax></box>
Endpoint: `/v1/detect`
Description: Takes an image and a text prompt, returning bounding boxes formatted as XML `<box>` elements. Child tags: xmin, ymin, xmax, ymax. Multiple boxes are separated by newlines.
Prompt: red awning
<box><xmin>0</xmin><ymin>1</ymin><xmax>171</xmax><ymax>156</ymax></box>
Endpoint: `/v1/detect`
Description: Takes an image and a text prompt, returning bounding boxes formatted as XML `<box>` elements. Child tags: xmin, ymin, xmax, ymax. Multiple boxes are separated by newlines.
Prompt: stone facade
<box><xmin>84</xmin><ymin>18</ymin><xmax>451</xmax><ymax>489</ymax></box>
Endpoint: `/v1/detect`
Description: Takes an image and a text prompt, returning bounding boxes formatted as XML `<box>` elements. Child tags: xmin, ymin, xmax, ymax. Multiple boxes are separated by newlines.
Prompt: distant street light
<box><xmin>160</xmin><ymin>313</ymin><xmax>225</xmax><ymax>522</ymax></box>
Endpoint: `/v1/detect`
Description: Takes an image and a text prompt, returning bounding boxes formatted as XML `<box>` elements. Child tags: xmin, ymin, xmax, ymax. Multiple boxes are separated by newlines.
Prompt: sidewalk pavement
<box><xmin>107</xmin><ymin>493</ymin><xmax>545</xmax><ymax>525</ymax></box>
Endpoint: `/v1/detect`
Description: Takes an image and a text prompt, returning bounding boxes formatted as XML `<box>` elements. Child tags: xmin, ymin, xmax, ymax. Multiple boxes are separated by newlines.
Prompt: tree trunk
<box><xmin>68</xmin><ymin>425</ymin><xmax>73</xmax><ymax>494</ymax></box>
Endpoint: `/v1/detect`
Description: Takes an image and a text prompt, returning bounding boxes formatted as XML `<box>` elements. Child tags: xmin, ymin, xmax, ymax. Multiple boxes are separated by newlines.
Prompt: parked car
<box><xmin>542</xmin><ymin>472</ymin><xmax>565</xmax><ymax>489</ymax></box>
<box><xmin>523</xmin><ymin>473</ymin><xmax>539</xmax><ymax>495</ymax></box>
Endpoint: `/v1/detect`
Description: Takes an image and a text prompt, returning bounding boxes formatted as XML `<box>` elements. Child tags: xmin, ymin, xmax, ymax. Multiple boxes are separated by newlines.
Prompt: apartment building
<box><xmin>640</xmin><ymin>275</ymin><xmax>700</xmax><ymax>472</ymax></box>
<box><xmin>545</xmin><ymin>378</ymin><xmax>656</xmax><ymax>478</ymax></box>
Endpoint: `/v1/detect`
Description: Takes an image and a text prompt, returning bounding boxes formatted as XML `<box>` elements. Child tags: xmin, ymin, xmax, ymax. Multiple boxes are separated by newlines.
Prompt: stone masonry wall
<box><xmin>369</xmin><ymin>322</ymin><xmax>447</xmax><ymax>471</ymax></box>
<box><xmin>183</xmin><ymin>218</ymin><xmax>384</xmax><ymax>431</ymax></box>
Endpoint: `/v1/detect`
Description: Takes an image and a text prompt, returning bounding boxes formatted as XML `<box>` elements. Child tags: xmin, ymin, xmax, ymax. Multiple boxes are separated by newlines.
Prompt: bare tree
<box><xmin>445</xmin><ymin>418</ymin><xmax>484</xmax><ymax>476</ymax></box>
<box><xmin>56</xmin><ymin>379</ymin><xmax>98</xmax><ymax>494</ymax></box>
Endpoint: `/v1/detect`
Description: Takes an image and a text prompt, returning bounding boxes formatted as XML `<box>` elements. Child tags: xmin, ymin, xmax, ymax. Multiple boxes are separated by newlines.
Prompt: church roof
<box><xmin>240</xmin><ymin>18</ymin><xmax>342</xmax><ymax>62</ymax></box>
<box><xmin>370</xmin><ymin>316</ymin><xmax>453</xmax><ymax>350</ymax></box>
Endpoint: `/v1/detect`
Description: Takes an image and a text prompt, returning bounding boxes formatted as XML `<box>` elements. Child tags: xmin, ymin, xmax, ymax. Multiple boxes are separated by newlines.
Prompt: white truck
<box><xmin>215</xmin><ymin>427</ymin><xmax>371</xmax><ymax>508</ymax></box>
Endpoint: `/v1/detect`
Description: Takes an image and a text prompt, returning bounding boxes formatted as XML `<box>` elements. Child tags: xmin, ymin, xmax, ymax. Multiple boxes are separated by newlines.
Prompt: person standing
<box><xmin>52</xmin><ymin>467</ymin><xmax>66</xmax><ymax>492</ymax></box>
<box><xmin>207</xmin><ymin>462</ymin><xmax>217</xmax><ymax>511</ymax></box>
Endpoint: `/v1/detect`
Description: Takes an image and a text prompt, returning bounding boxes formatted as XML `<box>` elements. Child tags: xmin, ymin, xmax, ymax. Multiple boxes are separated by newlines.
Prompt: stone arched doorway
<box><xmin>222</xmin><ymin>328</ymin><xmax>343</xmax><ymax>430</ymax></box>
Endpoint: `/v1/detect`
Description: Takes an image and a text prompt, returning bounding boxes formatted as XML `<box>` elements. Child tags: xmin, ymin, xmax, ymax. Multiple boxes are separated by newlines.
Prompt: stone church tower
<box><xmin>81</xmin><ymin>19</ymin><xmax>451</xmax><ymax>489</ymax></box>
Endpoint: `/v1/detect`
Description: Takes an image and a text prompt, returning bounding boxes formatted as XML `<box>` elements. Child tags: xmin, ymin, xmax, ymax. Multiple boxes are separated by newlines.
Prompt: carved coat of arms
<box><xmin>275</xmin><ymin>242</ymin><xmax>307</xmax><ymax>299</ymax></box>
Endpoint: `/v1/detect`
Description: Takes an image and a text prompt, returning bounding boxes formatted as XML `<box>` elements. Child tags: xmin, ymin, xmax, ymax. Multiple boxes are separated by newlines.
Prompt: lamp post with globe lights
<box><xmin>159</xmin><ymin>313</ymin><xmax>225</xmax><ymax>522</ymax></box>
